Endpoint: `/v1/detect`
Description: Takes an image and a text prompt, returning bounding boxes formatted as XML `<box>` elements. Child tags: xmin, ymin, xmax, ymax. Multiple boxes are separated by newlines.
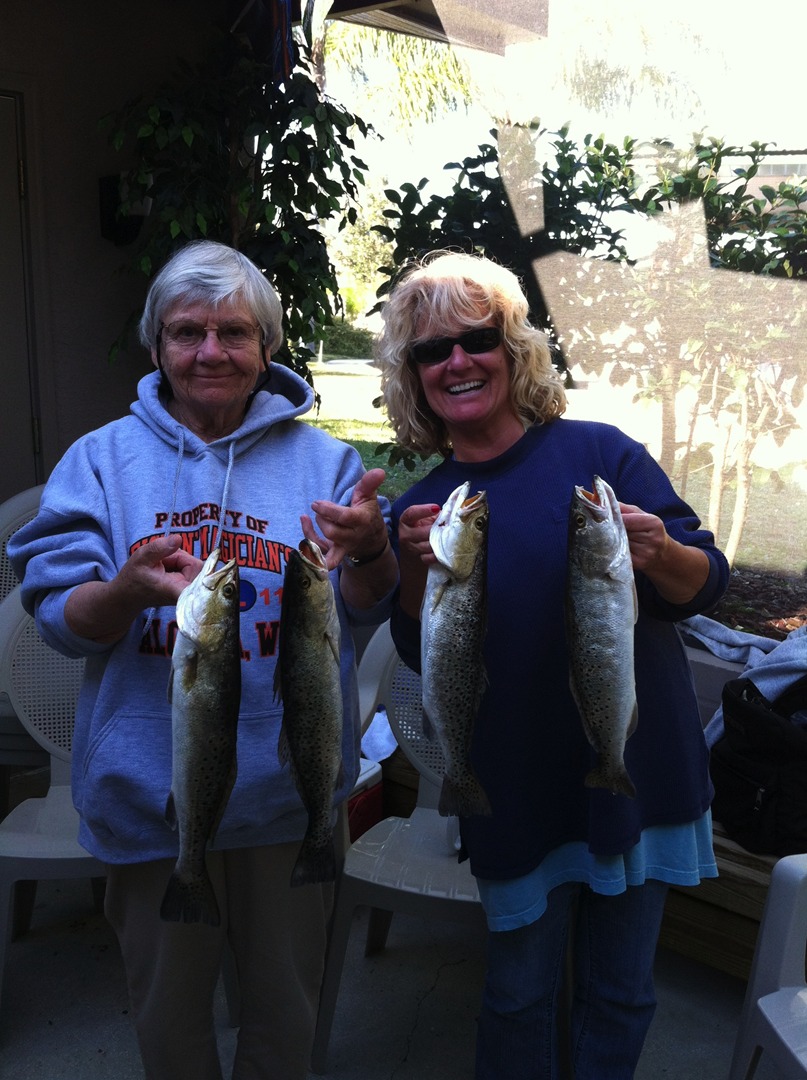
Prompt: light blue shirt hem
<box><xmin>478</xmin><ymin>812</ymin><xmax>717</xmax><ymax>932</ymax></box>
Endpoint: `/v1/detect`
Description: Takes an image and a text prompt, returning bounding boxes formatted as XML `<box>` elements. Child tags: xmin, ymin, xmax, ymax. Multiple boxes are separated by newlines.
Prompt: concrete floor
<box><xmin>0</xmin><ymin>875</ymin><xmax>786</xmax><ymax>1080</ymax></box>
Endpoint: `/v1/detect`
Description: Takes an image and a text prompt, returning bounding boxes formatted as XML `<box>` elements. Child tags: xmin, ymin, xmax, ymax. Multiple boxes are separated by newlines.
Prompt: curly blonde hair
<box><xmin>376</xmin><ymin>251</ymin><xmax>566</xmax><ymax>457</ymax></box>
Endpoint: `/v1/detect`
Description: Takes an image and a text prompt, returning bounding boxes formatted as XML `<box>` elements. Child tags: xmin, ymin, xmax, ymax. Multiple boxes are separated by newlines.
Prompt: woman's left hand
<box><xmin>619</xmin><ymin>502</ymin><xmax>710</xmax><ymax>604</ymax></box>
<box><xmin>303</xmin><ymin>468</ymin><xmax>390</xmax><ymax>572</ymax></box>
<box><xmin>618</xmin><ymin>503</ymin><xmax>671</xmax><ymax>573</ymax></box>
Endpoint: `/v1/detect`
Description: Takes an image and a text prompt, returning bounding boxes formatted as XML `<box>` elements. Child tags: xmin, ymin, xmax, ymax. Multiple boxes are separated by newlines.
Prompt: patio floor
<box><xmin>0</xmin><ymin>874</ymin><xmax>786</xmax><ymax>1079</ymax></box>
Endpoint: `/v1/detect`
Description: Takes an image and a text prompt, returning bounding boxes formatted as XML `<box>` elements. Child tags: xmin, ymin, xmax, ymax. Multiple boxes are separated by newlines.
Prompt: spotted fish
<box><xmin>565</xmin><ymin>476</ymin><xmax>638</xmax><ymax>797</ymax></box>
<box><xmin>162</xmin><ymin>548</ymin><xmax>241</xmax><ymax>924</ymax></box>
<box><xmin>421</xmin><ymin>482</ymin><xmax>491</xmax><ymax>817</ymax></box>
<box><xmin>275</xmin><ymin>538</ymin><xmax>343</xmax><ymax>886</ymax></box>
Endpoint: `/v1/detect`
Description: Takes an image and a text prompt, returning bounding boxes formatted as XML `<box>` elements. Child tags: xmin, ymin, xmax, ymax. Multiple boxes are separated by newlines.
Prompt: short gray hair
<box><xmin>138</xmin><ymin>240</ymin><xmax>284</xmax><ymax>353</ymax></box>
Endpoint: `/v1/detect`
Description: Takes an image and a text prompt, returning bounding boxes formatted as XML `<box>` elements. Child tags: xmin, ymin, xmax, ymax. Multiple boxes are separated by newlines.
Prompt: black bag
<box><xmin>710</xmin><ymin>674</ymin><xmax>807</xmax><ymax>855</ymax></box>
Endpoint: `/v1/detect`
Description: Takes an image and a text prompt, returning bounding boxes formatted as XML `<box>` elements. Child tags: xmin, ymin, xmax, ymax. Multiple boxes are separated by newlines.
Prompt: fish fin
<box><xmin>273</xmin><ymin>662</ymin><xmax>284</xmax><ymax>705</ymax></box>
<box><xmin>421</xmin><ymin>707</ymin><xmax>434</xmax><ymax>740</ymax></box>
<box><xmin>160</xmin><ymin>867</ymin><xmax>221</xmax><ymax>926</ymax></box>
<box><xmin>180</xmin><ymin>650</ymin><xmax>199</xmax><ymax>693</ymax></box>
<box><xmin>433</xmin><ymin>579</ymin><xmax>450</xmax><ymax>608</ymax></box>
<box><xmin>278</xmin><ymin>723</ymin><xmax>290</xmax><ymax>767</ymax></box>
<box><xmin>166</xmin><ymin>667</ymin><xmax>174</xmax><ymax>705</ymax></box>
<box><xmin>326</xmin><ymin>629</ymin><xmax>340</xmax><ymax>666</ymax></box>
<box><xmin>438</xmin><ymin>774</ymin><xmax>492</xmax><ymax>818</ymax></box>
<box><xmin>290</xmin><ymin>836</ymin><xmax>337</xmax><ymax>887</ymax></box>
<box><xmin>165</xmin><ymin>792</ymin><xmax>177</xmax><ymax>830</ymax></box>
<box><xmin>631</xmin><ymin>580</ymin><xmax>638</xmax><ymax>623</ymax></box>
<box><xmin>585</xmin><ymin>764</ymin><xmax>636</xmax><ymax>799</ymax></box>
<box><xmin>627</xmin><ymin>702</ymin><xmax>639</xmax><ymax>739</ymax></box>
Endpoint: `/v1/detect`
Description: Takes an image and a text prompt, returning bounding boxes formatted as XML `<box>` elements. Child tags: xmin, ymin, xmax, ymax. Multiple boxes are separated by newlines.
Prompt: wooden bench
<box><xmin>660</xmin><ymin>822</ymin><xmax>776</xmax><ymax>980</ymax></box>
<box><xmin>658</xmin><ymin>646</ymin><xmax>776</xmax><ymax>980</ymax></box>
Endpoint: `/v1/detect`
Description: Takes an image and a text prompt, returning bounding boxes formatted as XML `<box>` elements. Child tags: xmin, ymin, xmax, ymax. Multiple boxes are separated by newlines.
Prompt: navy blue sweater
<box><xmin>391</xmin><ymin>419</ymin><xmax>729</xmax><ymax>881</ymax></box>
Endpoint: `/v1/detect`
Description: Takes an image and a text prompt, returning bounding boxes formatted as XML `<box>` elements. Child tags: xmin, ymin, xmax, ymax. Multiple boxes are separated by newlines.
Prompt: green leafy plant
<box><xmin>372</xmin><ymin>125</ymin><xmax>650</xmax><ymax>345</ymax></box>
<box><xmin>319</xmin><ymin>319</ymin><xmax>375</xmax><ymax>358</ymax></box>
<box><xmin>101</xmin><ymin>18</ymin><xmax>370</xmax><ymax>382</ymax></box>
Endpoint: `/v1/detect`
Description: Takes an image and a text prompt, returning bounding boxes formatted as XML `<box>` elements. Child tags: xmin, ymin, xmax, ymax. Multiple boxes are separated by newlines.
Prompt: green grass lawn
<box><xmin>309</xmin><ymin>416</ymin><xmax>440</xmax><ymax>503</ymax></box>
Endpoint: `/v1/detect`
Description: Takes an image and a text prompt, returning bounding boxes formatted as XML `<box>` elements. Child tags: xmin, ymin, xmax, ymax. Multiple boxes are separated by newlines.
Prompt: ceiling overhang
<box><xmin>293</xmin><ymin>0</ymin><xmax>548</xmax><ymax>54</ymax></box>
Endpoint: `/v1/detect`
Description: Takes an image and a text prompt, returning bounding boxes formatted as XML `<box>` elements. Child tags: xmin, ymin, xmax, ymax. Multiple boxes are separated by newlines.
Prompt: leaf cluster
<box><xmin>371</xmin><ymin>124</ymin><xmax>650</xmax><ymax>346</ymax></box>
<box><xmin>373</xmin><ymin>124</ymin><xmax>807</xmax><ymax>473</ymax></box>
<box><xmin>101</xmin><ymin>26</ymin><xmax>371</xmax><ymax>375</ymax></box>
<box><xmin>650</xmin><ymin>137</ymin><xmax>807</xmax><ymax>278</ymax></box>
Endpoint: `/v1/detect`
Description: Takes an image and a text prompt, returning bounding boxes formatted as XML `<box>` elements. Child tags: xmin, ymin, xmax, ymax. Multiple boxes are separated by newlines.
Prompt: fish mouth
<box><xmin>434</xmin><ymin>482</ymin><xmax>470</xmax><ymax>531</ymax></box>
<box><xmin>434</xmin><ymin>484</ymin><xmax>488</xmax><ymax>528</ymax></box>
<box><xmin>298</xmin><ymin>538</ymin><xmax>328</xmax><ymax>577</ymax></box>
<box><xmin>574</xmin><ymin>476</ymin><xmax>618</xmax><ymax>522</ymax></box>
<box><xmin>459</xmin><ymin>490</ymin><xmax>487</xmax><ymax>519</ymax></box>
<box><xmin>430</xmin><ymin>482</ymin><xmax>488</xmax><ymax>572</ymax></box>
<box><xmin>200</xmin><ymin>548</ymin><xmax>237</xmax><ymax>590</ymax></box>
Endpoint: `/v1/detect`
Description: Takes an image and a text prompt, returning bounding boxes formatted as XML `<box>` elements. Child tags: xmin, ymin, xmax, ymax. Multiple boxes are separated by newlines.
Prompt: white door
<box><xmin>0</xmin><ymin>90</ymin><xmax>40</xmax><ymax>503</ymax></box>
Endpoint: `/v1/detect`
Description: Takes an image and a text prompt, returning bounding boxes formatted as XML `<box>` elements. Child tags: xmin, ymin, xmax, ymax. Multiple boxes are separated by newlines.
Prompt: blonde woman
<box><xmin>378</xmin><ymin>251</ymin><xmax>728</xmax><ymax>1080</ymax></box>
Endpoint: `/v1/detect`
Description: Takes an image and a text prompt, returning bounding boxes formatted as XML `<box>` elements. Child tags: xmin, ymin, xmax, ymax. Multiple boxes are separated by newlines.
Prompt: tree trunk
<box><xmin>724</xmin><ymin>444</ymin><xmax>752</xmax><ymax>567</ymax></box>
<box><xmin>707</xmin><ymin>423</ymin><xmax>731</xmax><ymax>542</ymax></box>
<box><xmin>658</xmin><ymin>362</ymin><xmax>679</xmax><ymax>476</ymax></box>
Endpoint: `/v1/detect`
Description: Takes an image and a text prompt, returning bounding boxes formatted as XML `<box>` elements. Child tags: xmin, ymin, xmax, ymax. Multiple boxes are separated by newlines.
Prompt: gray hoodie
<box><xmin>10</xmin><ymin>367</ymin><xmax>391</xmax><ymax>863</ymax></box>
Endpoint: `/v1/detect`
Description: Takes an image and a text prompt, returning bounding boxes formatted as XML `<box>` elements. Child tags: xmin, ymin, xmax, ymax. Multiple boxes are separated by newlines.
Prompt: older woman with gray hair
<box><xmin>378</xmin><ymin>250</ymin><xmax>729</xmax><ymax>1080</ymax></box>
<box><xmin>10</xmin><ymin>240</ymin><xmax>397</xmax><ymax>1080</ymax></box>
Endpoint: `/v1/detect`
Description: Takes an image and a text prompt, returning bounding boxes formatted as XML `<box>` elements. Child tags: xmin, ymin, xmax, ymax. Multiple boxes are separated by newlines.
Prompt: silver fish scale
<box><xmin>565</xmin><ymin>477</ymin><xmax>638</xmax><ymax>797</ymax></box>
<box><xmin>275</xmin><ymin>547</ymin><xmax>343</xmax><ymax>885</ymax></box>
<box><xmin>421</xmin><ymin>486</ymin><xmax>491</xmax><ymax>817</ymax></box>
<box><xmin>163</xmin><ymin>551</ymin><xmax>241</xmax><ymax>925</ymax></box>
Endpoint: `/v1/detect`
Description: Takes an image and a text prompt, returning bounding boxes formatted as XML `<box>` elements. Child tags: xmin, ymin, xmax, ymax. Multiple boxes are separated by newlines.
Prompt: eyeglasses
<box><xmin>410</xmin><ymin>327</ymin><xmax>502</xmax><ymax>365</ymax></box>
<box><xmin>160</xmin><ymin>320</ymin><xmax>261</xmax><ymax>351</ymax></box>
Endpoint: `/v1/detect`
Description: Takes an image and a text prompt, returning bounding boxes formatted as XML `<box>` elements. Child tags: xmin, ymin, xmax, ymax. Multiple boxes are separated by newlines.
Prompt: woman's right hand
<box><xmin>64</xmin><ymin>535</ymin><xmax>202</xmax><ymax>645</ymax></box>
<box><xmin>398</xmin><ymin>502</ymin><xmax>441</xmax><ymax>568</ymax></box>
<box><xmin>396</xmin><ymin>503</ymin><xmax>440</xmax><ymax>620</ymax></box>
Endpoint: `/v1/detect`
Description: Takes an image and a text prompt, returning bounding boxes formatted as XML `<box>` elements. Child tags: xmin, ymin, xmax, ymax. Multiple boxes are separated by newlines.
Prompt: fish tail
<box><xmin>438</xmin><ymin>774</ymin><xmax>492</xmax><ymax>818</ymax></box>
<box><xmin>584</xmin><ymin>764</ymin><xmax>636</xmax><ymax>799</ymax></box>
<box><xmin>290</xmin><ymin>836</ymin><xmax>337</xmax><ymax>887</ymax></box>
<box><xmin>160</xmin><ymin>868</ymin><xmax>221</xmax><ymax>926</ymax></box>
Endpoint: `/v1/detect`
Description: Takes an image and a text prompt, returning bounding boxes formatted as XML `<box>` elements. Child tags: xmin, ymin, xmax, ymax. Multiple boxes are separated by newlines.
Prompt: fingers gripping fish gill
<box><xmin>162</xmin><ymin>548</ymin><xmax>241</xmax><ymax>925</ymax></box>
<box><xmin>421</xmin><ymin>482</ymin><xmax>492</xmax><ymax>818</ymax></box>
<box><xmin>275</xmin><ymin>538</ymin><xmax>344</xmax><ymax>887</ymax></box>
<box><xmin>565</xmin><ymin>476</ymin><xmax>638</xmax><ymax>798</ymax></box>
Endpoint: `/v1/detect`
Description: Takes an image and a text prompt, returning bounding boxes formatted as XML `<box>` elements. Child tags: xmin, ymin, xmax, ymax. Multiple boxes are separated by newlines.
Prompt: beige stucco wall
<box><xmin>0</xmin><ymin>0</ymin><xmax>221</xmax><ymax>473</ymax></box>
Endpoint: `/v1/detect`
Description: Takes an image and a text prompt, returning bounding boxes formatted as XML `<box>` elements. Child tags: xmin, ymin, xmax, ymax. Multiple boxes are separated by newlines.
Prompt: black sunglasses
<box><xmin>410</xmin><ymin>326</ymin><xmax>502</xmax><ymax>365</ymax></box>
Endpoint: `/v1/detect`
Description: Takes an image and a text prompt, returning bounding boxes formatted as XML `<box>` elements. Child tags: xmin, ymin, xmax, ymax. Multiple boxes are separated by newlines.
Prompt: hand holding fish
<box><xmin>396</xmin><ymin>502</ymin><xmax>442</xmax><ymax>621</ymax></box>
<box><xmin>397</xmin><ymin>502</ymin><xmax>441</xmax><ymax>566</ymax></box>
<box><xmin>619</xmin><ymin>502</ymin><xmax>710</xmax><ymax>604</ymax></box>
<box><xmin>64</xmin><ymin>534</ymin><xmax>203</xmax><ymax>645</ymax></box>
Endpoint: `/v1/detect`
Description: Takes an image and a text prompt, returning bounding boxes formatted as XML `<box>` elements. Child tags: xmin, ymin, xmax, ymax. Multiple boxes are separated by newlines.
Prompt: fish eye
<box><xmin>474</xmin><ymin>516</ymin><xmax>485</xmax><ymax>531</ymax></box>
<box><xmin>222</xmin><ymin>583</ymin><xmax>236</xmax><ymax>599</ymax></box>
<box><xmin>574</xmin><ymin>513</ymin><xmax>586</xmax><ymax>528</ymax></box>
<box><xmin>301</xmin><ymin>577</ymin><xmax>311</xmax><ymax>591</ymax></box>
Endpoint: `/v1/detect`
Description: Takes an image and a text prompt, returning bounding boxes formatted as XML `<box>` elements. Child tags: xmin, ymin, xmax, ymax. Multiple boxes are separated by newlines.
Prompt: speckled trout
<box><xmin>421</xmin><ymin>482</ymin><xmax>491</xmax><ymax>818</ymax></box>
<box><xmin>565</xmin><ymin>476</ymin><xmax>638</xmax><ymax>798</ymax></box>
<box><xmin>275</xmin><ymin>539</ymin><xmax>343</xmax><ymax>887</ymax></box>
<box><xmin>162</xmin><ymin>548</ymin><xmax>241</xmax><ymax>925</ymax></box>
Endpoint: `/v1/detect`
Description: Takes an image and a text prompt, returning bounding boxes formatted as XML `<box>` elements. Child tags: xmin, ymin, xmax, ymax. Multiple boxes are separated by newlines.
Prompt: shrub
<box><xmin>320</xmin><ymin>319</ymin><xmax>375</xmax><ymax>358</ymax></box>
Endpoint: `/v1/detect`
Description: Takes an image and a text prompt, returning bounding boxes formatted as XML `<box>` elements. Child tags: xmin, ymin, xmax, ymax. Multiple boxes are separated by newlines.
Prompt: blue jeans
<box><xmin>475</xmin><ymin>879</ymin><xmax>669</xmax><ymax>1080</ymax></box>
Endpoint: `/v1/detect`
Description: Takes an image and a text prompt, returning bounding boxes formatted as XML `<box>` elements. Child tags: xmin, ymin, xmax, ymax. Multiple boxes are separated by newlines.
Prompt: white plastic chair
<box><xmin>0</xmin><ymin>485</ymin><xmax>43</xmax><ymax>605</ymax></box>
<box><xmin>311</xmin><ymin>620</ymin><xmax>484</xmax><ymax>1074</ymax></box>
<box><xmin>0</xmin><ymin>584</ymin><xmax>106</xmax><ymax>1016</ymax></box>
<box><xmin>728</xmin><ymin>852</ymin><xmax>807</xmax><ymax>1079</ymax></box>
<box><xmin>0</xmin><ymin>485</ymin><xmax>49</xmax><ymax>781</ymax></box>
